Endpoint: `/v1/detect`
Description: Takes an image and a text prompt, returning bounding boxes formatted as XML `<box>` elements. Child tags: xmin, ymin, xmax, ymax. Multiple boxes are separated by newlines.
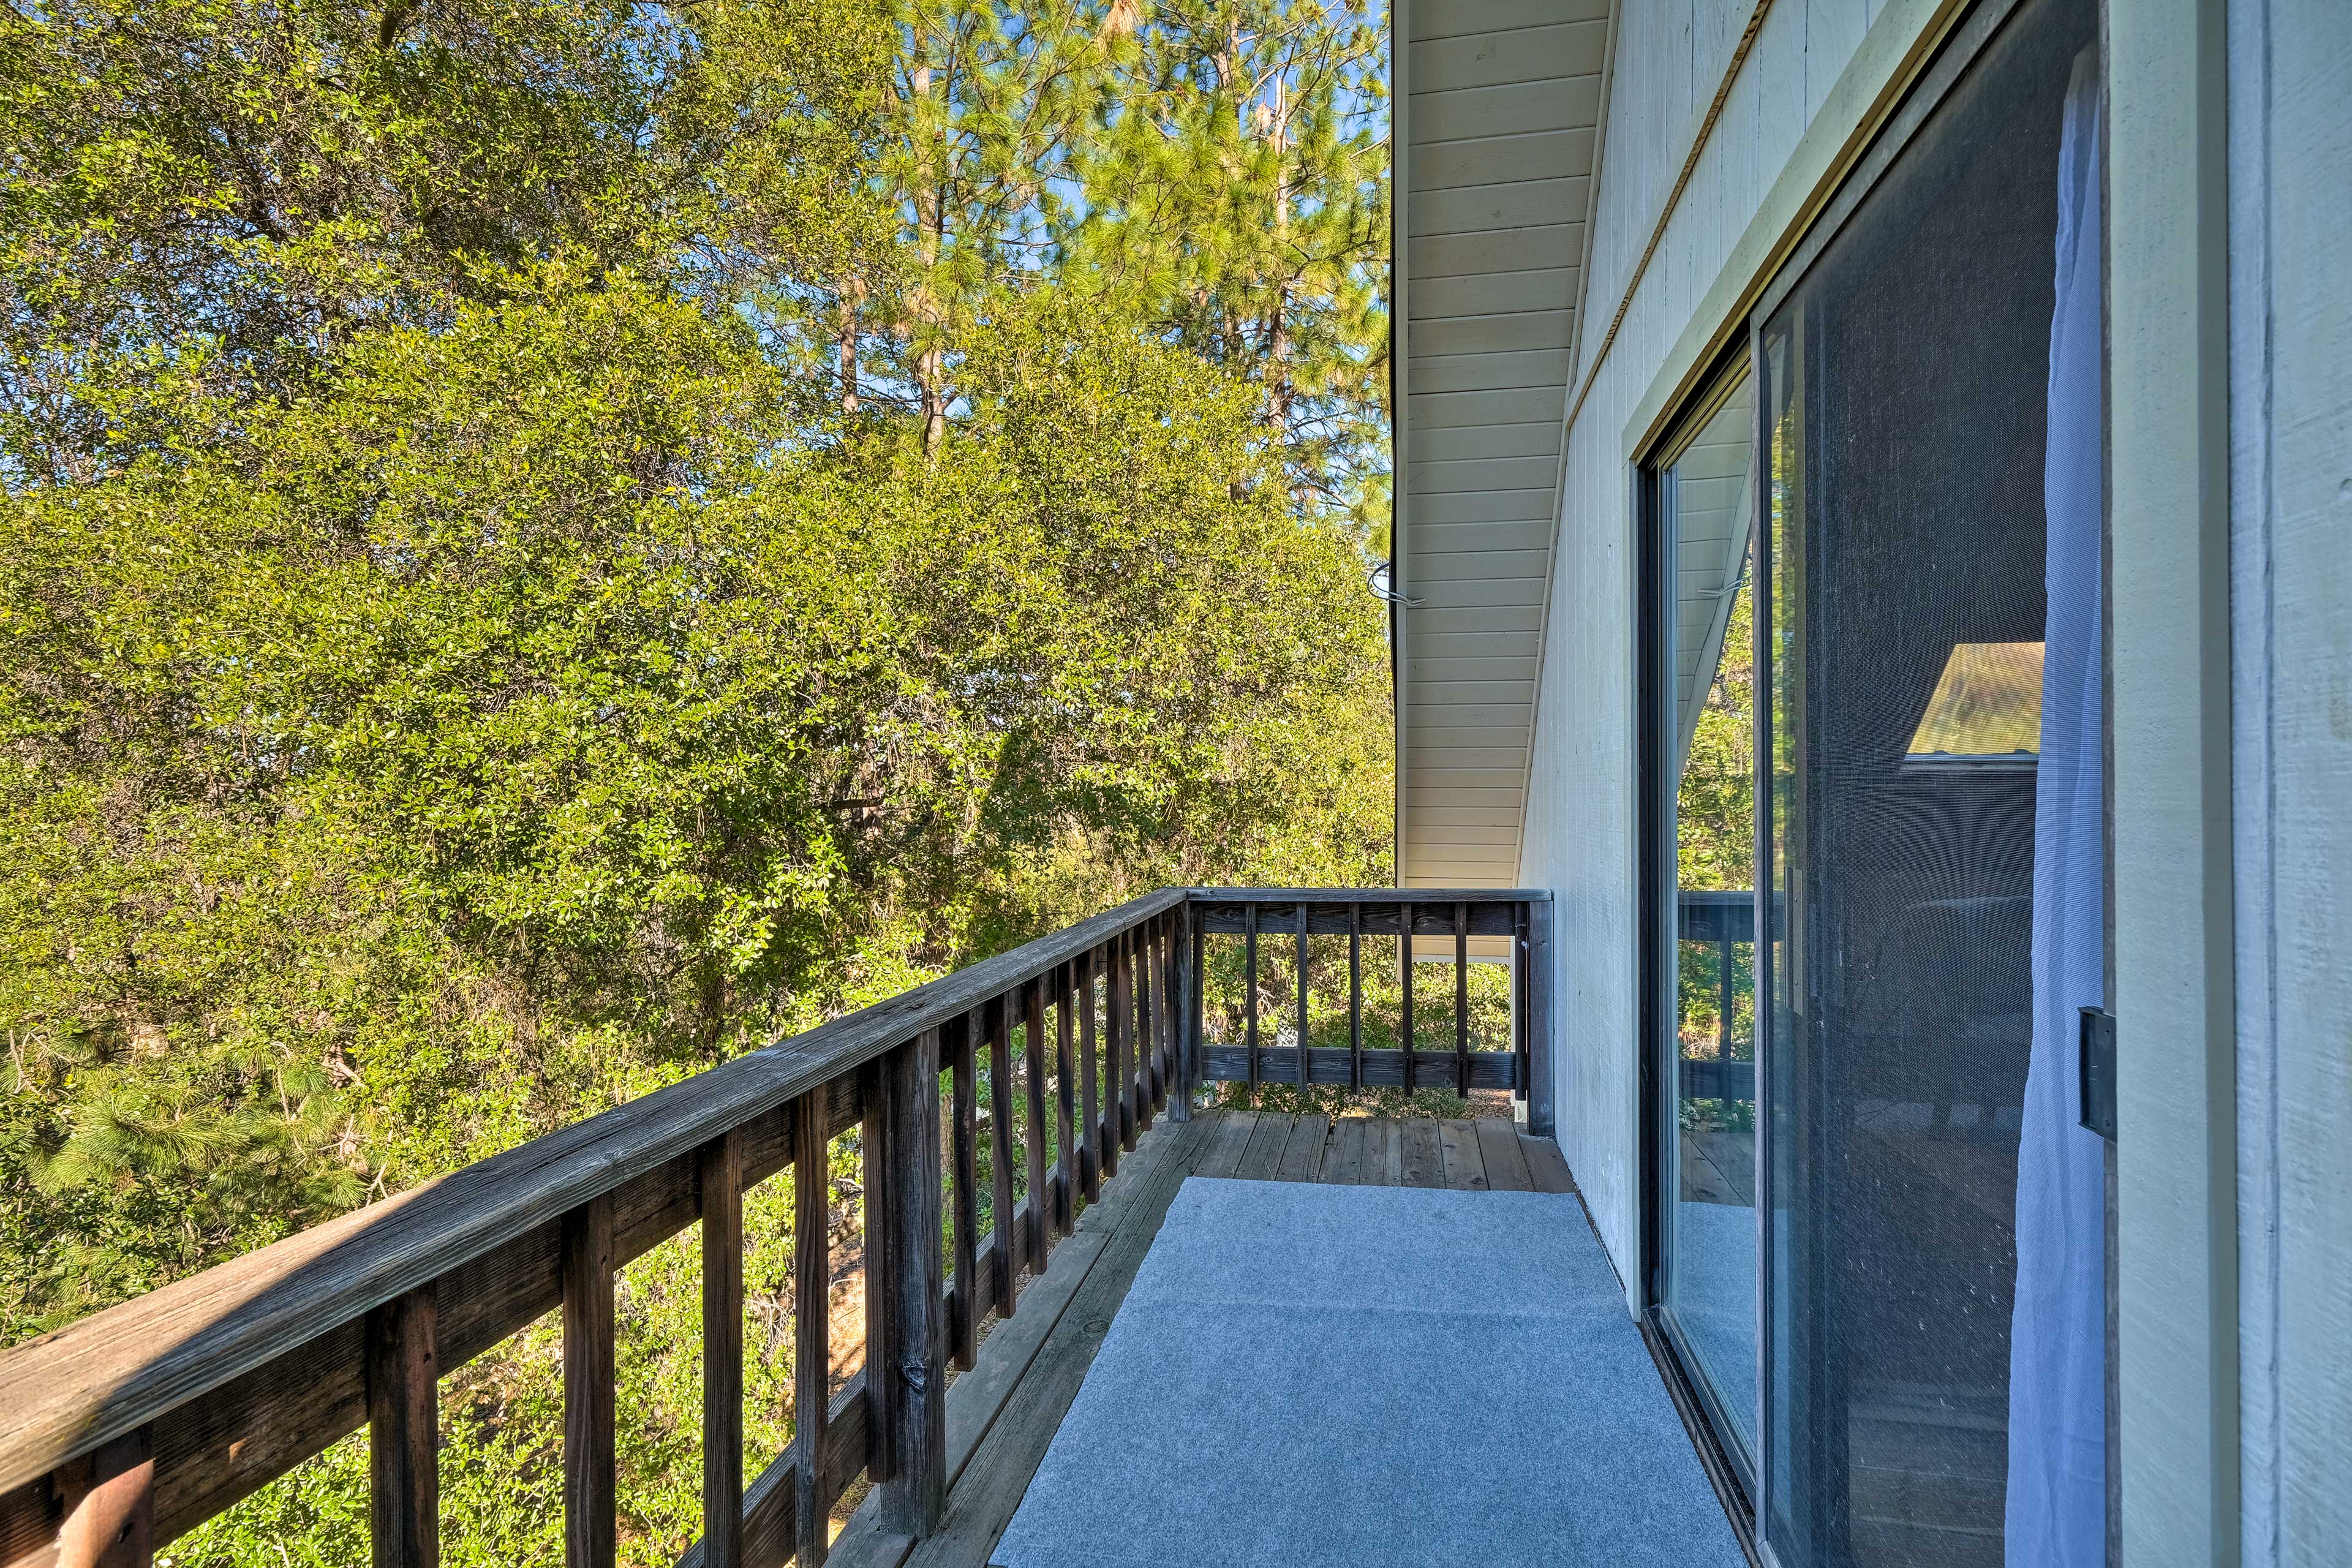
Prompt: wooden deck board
<box><xmin>1232</xmin><ymin>1112</ymin><xmax>1291</xmax><ymax>1181</ymax></box>
<box><xmin>1194</xmin><ymin>1108</ymin><xmax>1257</xmax><ymax>1179</ymax></box>
<box><xmin>1320</xmin><ymin>1118</ymin><xmax>1366</xmax><ymax>1185</ymax></box>
<box><xmin>1275</xmin><ymin>1114</ymin><xmax>1330</xmax><ymax>1182</ymax></box>
<box><xmin>1400</xmin><ymin>1118</ymin><xmax>1445</xmax><ymax>1188</ymax></box>
<box><xmin>1438</xmin><ymin>1118</ymin><xmax>1488</xmax><ymax>1190</ymax></box>
<box><xmin>1476</xmin><ymin>1118</ymin><xmax>1535</xmax><ymax>1191</ymax></box>
<box><xmin>1520</xmin><ymin>1131</ymin><xmax>1576</xmax><ymax>1193</ymax></box>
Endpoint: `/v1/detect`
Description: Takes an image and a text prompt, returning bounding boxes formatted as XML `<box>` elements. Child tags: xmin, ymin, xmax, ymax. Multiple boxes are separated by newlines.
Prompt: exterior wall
<box><xmin>2228</xmin><ymin>2</ymin><xmax>2352</xmax><ymax>1563</ymax></box>
<box><xmin>1517</xmin><ymin>0</ymin><xmax>1925</xmax><ymax>1301</ymax></box>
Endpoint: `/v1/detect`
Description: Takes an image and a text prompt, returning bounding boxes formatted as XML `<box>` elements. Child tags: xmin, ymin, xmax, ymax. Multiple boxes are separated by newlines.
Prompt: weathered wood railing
<box><xmin>0</xmin><ymin>887</ymin><xmax>1550</xmax><ymax>1568</ymax></box>
<box><xmin>1189</xmin><ymin>891</ymin><xmax>1553</xmax><ymax>1122</ymax></box>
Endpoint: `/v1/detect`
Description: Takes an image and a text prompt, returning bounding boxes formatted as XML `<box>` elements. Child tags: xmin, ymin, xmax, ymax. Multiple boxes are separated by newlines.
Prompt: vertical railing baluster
<box><xmin>1054</xmin><ymin>961</ymin><xmax>1077</xmax><ymax>1229</ymax></box>
<box><xmin>1719</xmin><ymin>925</ymin><xmax>1735</xmax><ymax>1059</ymax></box>
<box><xmin>1513</xmin><ymin>902</ymin><xmax>1531</xmax><ymax>1102</ymax></box>
<box><xmin>862</xmin><ymin>1055</ymin><xmax>897</xmax><ymax>1483</ymax></box>
<box><xmin>1129</xmin><ymin>926</ymin><xmax>1151</xmax><ymax>1138</ymax></box>
<box><xmin>1129</xmin><ymin>926</ymin><xmax>1147</xmax><ymax>1147</ymax></box>
<box><xmin>1080</xmin><ymin>947</ymin><xmax>1102</xmax><ymax>1201</ymax></box>
<box><xmin>1400</xmin><ymin>901</ymin><xmax>1416</xmax><ymax>1095</ymax></box>
<box><xmin>1245</xmin><ymin>902</ymin><xmax>1261</xmax><ymax>1093</ymax></box>
<box><xmin>562</xmin><ymin>1194</ymin><xmax>616</xmax><ymax>1568</ymax></box>
<box><xmin>1181</xmin><ymin>902</ymin><xmax>1202</xmax><ymax>1120</ymax></box>
<box><xmin>1295</xmin><ymin>903</ymin><xmax>1310</xmax><ymax>1090</ymax></box>
<box><xmin>698</xmin><ymin>1132</ymin><xmax>744</xmax><ymax>1568</ymax></box>
<box><xmin>949</xmin><ymin>1011</ymin><xmax>979</xmax><ymax>1368</ymax></box>
<box><xmin>791</xmin><ymin>1089</ymin><xmax>830</xmax><ymax>1568</ymax></box>
<box><xmin>367</xmin><ymin>1287</ymin><xmax>437</xmax><ymax>1568</ymax></box>
<box><xmin>876</xmin><ymin>1032</ymin><xmax>944</xmax><ymax>1537</ymax></box>
<box><xmin>987</xmin><ymin>995</ymin><xmax>1017</xmax><ymax>1313</ymax></box>
<box><xmin>1158</xmin><ymin>913</ymin><xmax>1177</xmax><ymax>1112</ymax></box>
<box><xmin>1528</xmin><ymin>899</ymin><xmax>1556</xmax><ymax>1137</ymax></box>
<box><xmin>1348</xmin><ymin>903</ymin><xmax>1364</xmax><ymax>1091</ymax></box>
<box><xmin>1022</xmin><ymin>976</ymin><xmax>1049</xmax><ymax>1274</ymax></box>
<box><xmin>1104</xmin><ymin>941</ymin><xmax>1126</xmax><ymax>1177</ymax></box>
<box><xmin>1455</xmin><ymin>902</ymin><xmax>1471</xmax><ymax>1099</ymax></box>
<box><xmin>1148</xmin><ymin>917</ymin><xmax>1170</xmax><ymax>1115</ymax></box>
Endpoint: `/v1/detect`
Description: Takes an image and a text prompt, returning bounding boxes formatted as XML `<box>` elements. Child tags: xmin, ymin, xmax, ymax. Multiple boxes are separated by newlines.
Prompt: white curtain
<box><xmin>2004</xmin><ymin>45</ymin><xmax>2106</xmax><ymax>1568</ymax></box>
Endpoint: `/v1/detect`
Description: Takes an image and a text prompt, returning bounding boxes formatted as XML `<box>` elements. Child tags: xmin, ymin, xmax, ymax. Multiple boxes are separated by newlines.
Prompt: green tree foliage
<box><xmin>4</xmin><ymin>0</ymin><xmax>1394</xmax><ymax>1556</ymax></box>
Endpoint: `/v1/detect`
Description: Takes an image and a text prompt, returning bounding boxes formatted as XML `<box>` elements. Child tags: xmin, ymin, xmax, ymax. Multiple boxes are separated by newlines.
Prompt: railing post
<box><xmin>698</xmin><ymin>1132</ymin><xmax>744</xmax><ymax>1568</ymax></box>
<box><xmin>1170</xmin><ymin>902</ymin><xmax>1195</xmax><ymax>1122</ymax></box>
<box><xmin>862</xmin><ymin>1054</ymin><xmax>897</xmax><ymax>1485</ymax></box>
<box><xmin>1021</xmin><ymin>977</ymin><xmax>1050</xmax><ymax>1273</ymax></box>
<box><xmin>948</xmin><ymin>1012</ymin><xmax>980</xmax><ymax>1369</ymax></box>
<box><xmin>1513</xmin><ymin>902</ymin><xmax>1531</xmax><ymax>1104</ymax></box>
<box><xmin>53</xmin><ymin>1427</ymin><xmax>152</xmax><ymax>1568</ymax></box>
<box><xmin>367</xmin><ymin>1286</ymin><xmax>437</xmax><ymax>1568</ymax></box>
<box><xmin>986</xmin><ymin>995</ymin><xmax>1018</xmax><ymax>1311</ymax></box>
<box><xmin>876</xmin><ymin>1031</ymin><xmax>945</xmax><ymax>1537</ymax></box>
<box><xmin>562</xmin><ymin>1194</ymin><xmax>617</xmax><ymax>1568</ymax></box>
<box><xmin>1527</xmin><ymin>897</ymin><xmax>1556</xmax><ymax>1137</ymax></box>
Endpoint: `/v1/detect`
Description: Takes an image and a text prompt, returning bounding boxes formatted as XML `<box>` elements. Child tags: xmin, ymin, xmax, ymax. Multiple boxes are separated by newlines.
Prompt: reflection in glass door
<box><xmin>1752</xmin><ymin>0</ymin><xmax>2104</xmax><ymax>1561</ymax></box>
<box><xmin>1653</xmin><ymin>363</ymin><xmax>1760</xmax><ymax>1473</ymax></box>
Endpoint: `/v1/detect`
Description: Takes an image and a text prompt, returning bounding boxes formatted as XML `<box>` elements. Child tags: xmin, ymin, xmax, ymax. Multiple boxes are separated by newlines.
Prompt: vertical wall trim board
<box><xmin>2109</xmin><ymin>0</ymin><xmax>2241</xmax><ymax>1562</ymax></box>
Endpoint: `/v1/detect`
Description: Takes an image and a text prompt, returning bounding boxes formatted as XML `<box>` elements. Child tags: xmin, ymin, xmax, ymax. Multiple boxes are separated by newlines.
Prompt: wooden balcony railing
<box><xmin>0</xmin><ymin>888</ymin><xmax>1550</xmax><ymax>1568</ymax></box>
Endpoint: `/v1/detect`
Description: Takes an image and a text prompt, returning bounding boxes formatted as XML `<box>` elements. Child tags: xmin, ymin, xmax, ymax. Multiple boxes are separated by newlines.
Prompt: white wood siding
<box><xmin>1396</xmin><ymin>0</ymin><xmax>1612</xmax><ymax>890</ymax></box>
<box><xmin>2228</xmin><ymin>1</ymin><xmax>2352</xmax><ymax>1561</ymax></box>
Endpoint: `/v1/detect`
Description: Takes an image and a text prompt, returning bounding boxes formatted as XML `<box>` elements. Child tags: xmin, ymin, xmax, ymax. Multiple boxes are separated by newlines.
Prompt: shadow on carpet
<box><xmin>990</xmin><ymin>1177</ymin><xmax>1746</xmax><ymax>1568</ymax></box>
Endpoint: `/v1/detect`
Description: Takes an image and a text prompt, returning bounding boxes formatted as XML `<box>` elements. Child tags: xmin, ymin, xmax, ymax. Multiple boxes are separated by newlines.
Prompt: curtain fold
<box><xmin>2003</xmin><ymin>43</ymin><xmax>2107</xmax><ymax>1568</ymax></box>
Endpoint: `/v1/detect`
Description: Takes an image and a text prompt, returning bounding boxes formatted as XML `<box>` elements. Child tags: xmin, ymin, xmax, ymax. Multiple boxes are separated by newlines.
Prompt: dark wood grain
<box><xmin>1474</xmin><ymin>1119</ymin><xmax>1534</xmax><ymax>1193</ymax></box>
<box><xmin>1453</xmin><ymin>903</ymin><xmax>1471</xmax><ymax>1099</ymax></box>
<box><xmin>1348</xmin><ymin>906</ymin><xmax>1363</xmax><ymax>1090</ymax></box>
<box><xmin>1020</xmin><ymin>978</ymin><xmax>1049</xmax><ymax>1276</ymax></box>
<box><xmin>1234</xmin><ymin>1114</ymin><xmax>1290</xmax><ymax>1182</ymax></box>
<box><xmin>1438</xmin><ymin>1120</ymin><xmax>1488</xmax><ymax>1191</ymax></box>
<box><xmin>1197</xmin><ymin>1046</ymin><xmax>1518</xmax><ymax>1091</ymax></box>
<box><xmin>1399</xmin><ymin>902</ymin><xmax>1416</xmax><ymax>1095</ymax></box>
<box><xmin>1400</xmin><ymin>1120</ymin><xmax>1443</xmax><ymax>1189</ymax></box>
<box><xmin>861</xmin><ymin>1057</ymin><xmax>896</xmax><ymax>1485</ymax></box>
<box><xmin>1320</xmin><ymin>1118</ymin><xmax>1365</xmax><ymax>1186</ymax></box>
<box><xmin>1520</xmin><ymin>1134</ymin><xmax>1577</xmax><ymax>1195</ymax></box>
<box><xmin>875</xmin><ymin>1034</ymin><xmax>944</xmax><ymax>1536</ymax></box>
<box><xmin>51</xmin><ymin>1428</ymin><xmax>151</xmax><ymax>1568</ymax></box>
<box><xmin>698</xmin><ymin>1134</ymin><xmax>744</xmax><ymax>1568</ymax></box>
<box><xmin>1194</xmin><ymin>1111</ymin><xmax>1257</xmax><ymax>1180</ymax></box>
<box><xmin>562</xmin><ymin>1196</ymin><xmax>616</xmax><ymax>1568</ymax></box>
<box><xmin>365</xmin><ymin>1289</ymin><xmax>436</xmax><ymax>1568</ymax></box>
<box><xmin>1077</xmin><ymin>948</ymin><xmax>1101</xmax><ymax>1205</ymax></box>
<box><xmin>1274</xmin><ymin>1115</ymin><xmax>1329</xmax><ymax>1183</ymax></box>
<box><xmin>948</xmin><ymin>1014</ymin><xmax>979</xmax><ymax>1373</ymax></box>
<box><xmin>1243</xmin><ymin>903</ymin><xmax>1260</xmax><ymax>1091</ymax></box>
<box><xmin>1052</xmin><ymin>968</ymin><xmax>1075</xmax><ymax>1235</ymax></box>
<box><xmin>985</xmin><ymin>998</ymin><xmax>1017</xmax><ymax>1317</ymax></box>
<box><xmin>792</xmin><ymin>1089</ymin><xmax>832</xmax><ymax>1568</ymax></box>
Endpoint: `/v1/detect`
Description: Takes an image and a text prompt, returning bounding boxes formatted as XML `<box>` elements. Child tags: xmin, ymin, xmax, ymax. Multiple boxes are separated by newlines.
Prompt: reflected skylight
<box><xmin>1905</xmin><ymin>641</ymin><xmax>2043</xmax><ymax>766</ymax></box>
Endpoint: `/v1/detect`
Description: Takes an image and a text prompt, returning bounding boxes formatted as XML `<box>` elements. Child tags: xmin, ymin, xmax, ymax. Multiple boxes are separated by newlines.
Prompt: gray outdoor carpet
<box><xmin>991</xmin><ymin>1177</ymin><xmax>1747</xmax><ymax>1568</ymax></box>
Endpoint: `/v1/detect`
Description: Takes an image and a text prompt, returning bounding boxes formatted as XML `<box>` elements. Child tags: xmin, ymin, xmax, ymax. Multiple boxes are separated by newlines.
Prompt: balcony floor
<box><xmin>831</xmin><ymin>1111</ymin><xmax>1736</xmax><ymax>1568</ymax></box>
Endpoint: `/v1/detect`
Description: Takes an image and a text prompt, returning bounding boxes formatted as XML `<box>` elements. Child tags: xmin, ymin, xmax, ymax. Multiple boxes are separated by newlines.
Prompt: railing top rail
<box><xmin>0</xmin><ymin>886</ymin><xmax>1187</xmax><ymax>1496</ymax></box>
<box><xmin>1184</xmin><ymin>886</ymin><xmax>1549</xmax><ymax>903</ymax></box>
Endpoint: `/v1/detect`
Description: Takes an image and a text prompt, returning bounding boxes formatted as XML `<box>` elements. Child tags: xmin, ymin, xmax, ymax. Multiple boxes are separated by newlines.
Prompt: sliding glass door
<box><xmin>1643</xmin><ymin>0</ymin><xmax>2109</xmax><ymax>1561</ymax></box>
<box><xmin>1750</xmin><ymin>0</ymin><xmax>2103</xmax><ymax>1563</ymax></box>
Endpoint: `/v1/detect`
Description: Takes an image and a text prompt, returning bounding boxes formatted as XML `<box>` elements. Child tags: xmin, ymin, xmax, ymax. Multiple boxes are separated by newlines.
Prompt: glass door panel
<box><xmin>1657</xmin><ymin>366</ymin><xmax>1760</xmax><ymax>1469</ymax></box>
<box><xmin>1754</xmin><ymin>0</ymin><xmax>2102</xmax><ymax>1562</ymax></box>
